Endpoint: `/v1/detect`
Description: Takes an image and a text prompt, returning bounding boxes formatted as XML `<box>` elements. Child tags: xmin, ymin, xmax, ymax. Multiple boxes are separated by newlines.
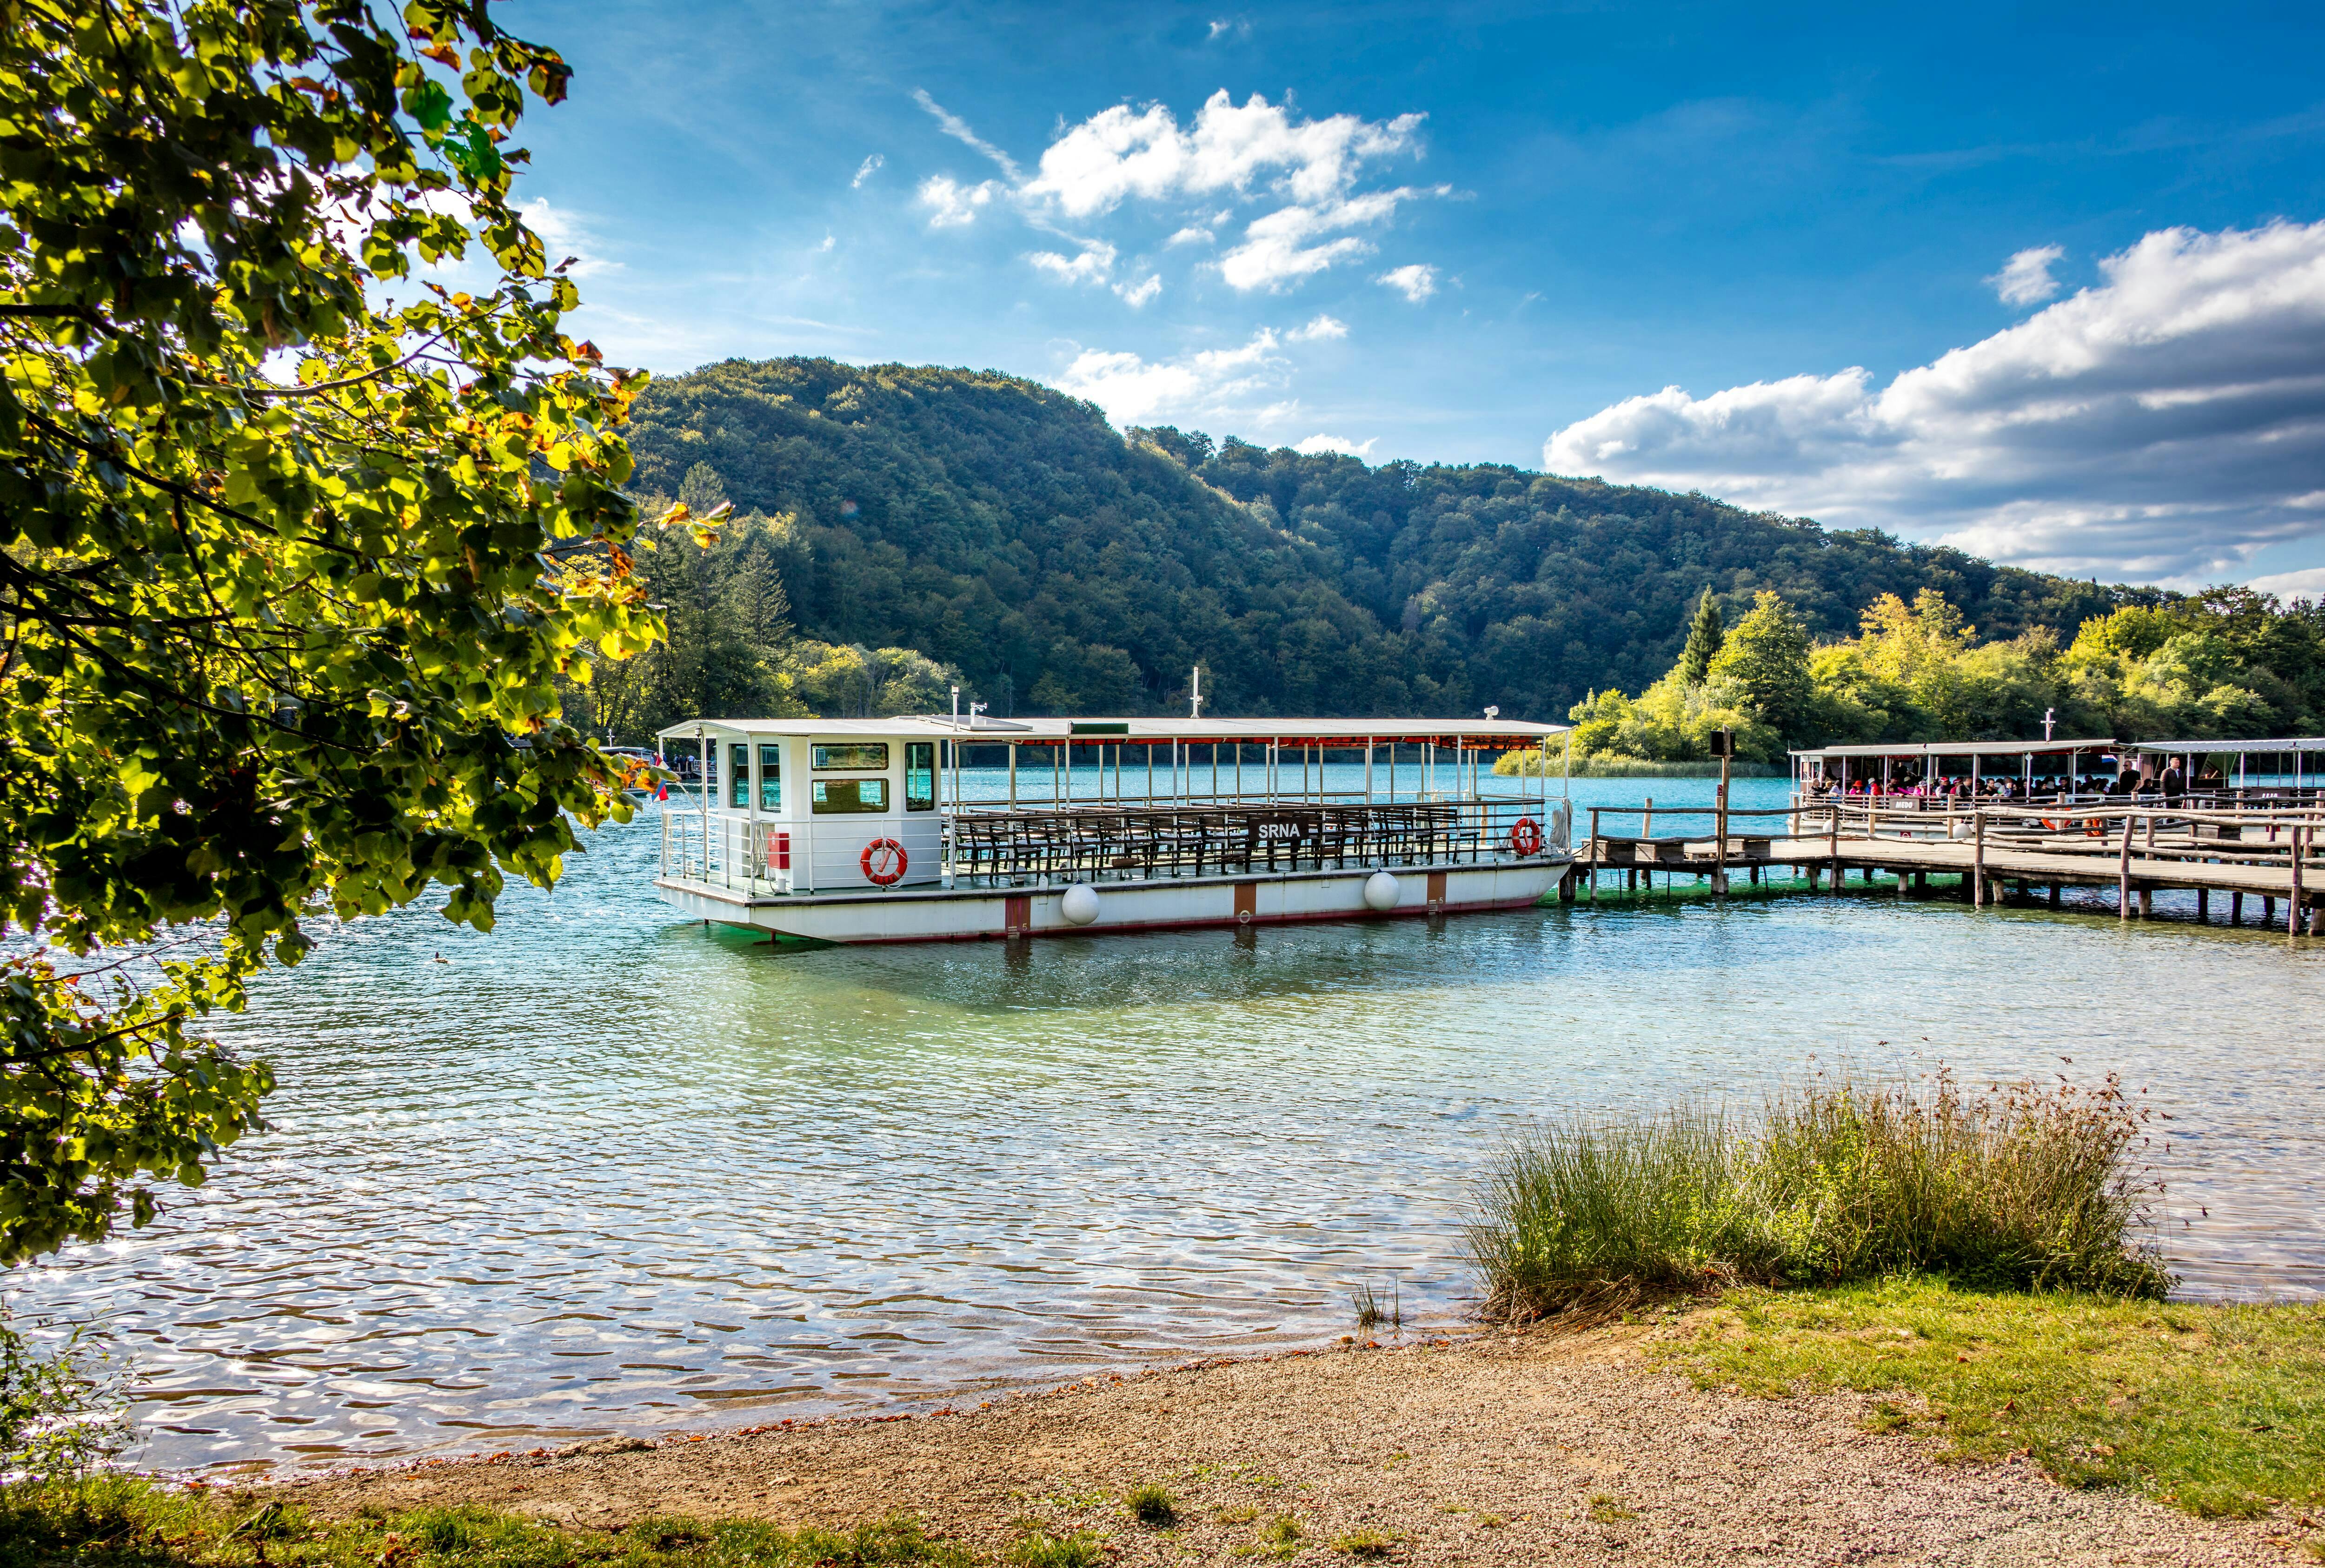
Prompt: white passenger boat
<box><xmin>652</xmin><ymin>715</ymin><xmax>1576</xmax><ymax>944</ymax></box>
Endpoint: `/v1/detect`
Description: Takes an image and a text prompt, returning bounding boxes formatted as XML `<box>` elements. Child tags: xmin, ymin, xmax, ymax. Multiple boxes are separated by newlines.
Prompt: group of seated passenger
<box><xmin>1804</xmin><ymin>762</ymin><xmax>2223</xmax><ymax>801</ymax></box>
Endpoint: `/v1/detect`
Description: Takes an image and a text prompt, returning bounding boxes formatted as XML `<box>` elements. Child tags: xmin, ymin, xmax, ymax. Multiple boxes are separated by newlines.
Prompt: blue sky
<box><xmin>507</xmin><ymin>1</ymin><xmax>2325</xmax><ymax>591</ymax></box>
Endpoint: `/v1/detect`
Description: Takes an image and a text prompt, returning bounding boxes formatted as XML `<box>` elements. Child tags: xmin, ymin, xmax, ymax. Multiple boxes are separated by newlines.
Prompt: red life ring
<box><xmin>860</xmin><ymin>838</ymin><xmax>907</xmax><ymax>886</ymax></box>
<box><xmin>1510</xmin><ymin>816</ymin><xmax>1544</xmax><ymax>856</ymax></box>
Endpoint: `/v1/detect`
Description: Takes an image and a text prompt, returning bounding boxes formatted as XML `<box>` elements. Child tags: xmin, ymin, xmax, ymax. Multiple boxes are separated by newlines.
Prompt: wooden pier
<box><xmin>1566</xmin><ymin>801</ymin><xmax>2325</xmax><ymax>935</ymax></box>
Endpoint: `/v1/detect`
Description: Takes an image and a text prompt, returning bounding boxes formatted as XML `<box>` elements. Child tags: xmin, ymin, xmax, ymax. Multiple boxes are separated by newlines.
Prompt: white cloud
<box><xmin>1542</xmin><ymin>221</ymin><xmax>2325</xmax><ymax>584</ymax></box>
<box><xmin>1055</xmin><ymin>330</ymin><xmax>1287</xmax><ymax>425</ymax></box>
<box><xmin>916</xmin><ymin>92</ymin><xmax>1433</xmax><ymax>294</ymax></box>
<box><xmin>817</xmin><ymin>233</ymin><xmax>835</xmax><ymax>253</ymax></box>
<box><xmin>1217</xmin><ymin>191</ymin><xmax>1425</xmax><ymax>291</ymax></box>
<box><xmin>1021</xmin><ymin>91</ymin><xmax>1422</xmax><ymax>218</ymax></box>
<box><xmin>1990</xmin><ymin>243</ymin><xmax>2065</xmax><ymax>306</ymax></box>
<box><xmin>516</xmin><ymin>198</ymin><xmax>618</xmax><ymax>277</ymax></box>
<box><xmin>1294</xmin><ymin>433</ymin><xmax>1376</xmax><ymax>457</ymax></box>
<box><xmin>912</xmin><ymin>89</ymin><xmax>1023</xmax><ymax>180</ymax></box>
<box><xmin>1207</xmin><ymin>17</ymin><xmax>1249</xmax><ymax>39</ymax></box>
<box><xmin>1376</xmin><ymin>263</ymin><xmax>1436</xmax><ymax>302</ymax></box>
<box><xmin>2245</xmin><ymin>566</ymin><xmax>2325</xmax><ymax>599</ymax></box>
<box><xmin>851</xmin><ymin>153</ymin><xmax>884</xmax><ymax>188</ymax></box>
<box><xmin>1114</xmin><ymin>274</ymin><xmax>1162</xmax><ymax>308</ymax></box>
<box><xmin>1028</xmin><ymin>242</ymin><xmax>1118</xmax><ymax>285</ymax></box>
<box><xmin>918</xmin><ymin>175</ymin><xmax>999</xmax><ymax>228</ymax></box>
<box><xmin>1287</xmin><ymin>313</ymin><xmax>1348</xmax><ymax>341</ymax></box>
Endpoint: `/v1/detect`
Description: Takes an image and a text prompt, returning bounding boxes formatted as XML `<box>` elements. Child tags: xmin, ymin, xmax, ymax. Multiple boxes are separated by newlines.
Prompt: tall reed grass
<box><xmin>1466</xmin><ymin>1071</ymin><xmax>2170</xmax><ymax>1320</ymax></box>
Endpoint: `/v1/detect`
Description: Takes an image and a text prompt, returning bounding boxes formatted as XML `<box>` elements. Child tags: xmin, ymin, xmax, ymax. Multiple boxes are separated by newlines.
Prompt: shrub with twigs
<box><xmin>0</xmin><ymin>1312</ymin><xmax>131</xmax><ymax>1484</ymax></box>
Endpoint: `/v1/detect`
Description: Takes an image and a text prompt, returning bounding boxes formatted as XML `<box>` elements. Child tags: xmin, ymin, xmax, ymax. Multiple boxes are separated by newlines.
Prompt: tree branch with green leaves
<box><xmin>0</xmin><ymin>0</ymin><xmax>677</xmax><ymax>1264</ymax></box>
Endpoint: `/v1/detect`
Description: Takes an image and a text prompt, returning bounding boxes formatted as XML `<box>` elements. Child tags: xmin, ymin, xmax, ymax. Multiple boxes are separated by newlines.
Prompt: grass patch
<box><xmin>1031</xmin><ymin>1489</ymin><xmax>1103</xmax><ymax>1511</ymax></box>
<box><xmin>1348</xmin><ymin>1278</ymin><xmax>1401</xmax><ymax>1333</ymax></box>
<box><xmin>1467</xmin><ymin>1070</ymin><xmax>2169</xmax><ymax>1321</ymax></box>
<box><xmin>1329</xmin><ymin>1528</ymin><xmax>1396</xmax><ymax>1557</ymax></box>
<box><xmin>1231</xmin><ymin>1515</ymin><xmax>1302</xmax><ymax>1560</ymax></box>
<box><xmin>1004</xmin><ymin>1529</ymin><xmax>1103</xmax><ymax>1568</ymax></box>
<box><xmin>1122</xmin><ymin>1482</ymin><xmax>1176</xmax><ymax>1528</ymax></box>
<box><xmin>0</xmin><ymin>1479</ymin><xmax>972</xmax><ymax>1568</ymax></box>
<box><xmin>1584</xmin><ymin>1493</ymin><xmax>1635</xmax><ymax>1522</ymax></box>
<box><xmin>1651</xmin><ymin>1276</ymin><xmax>2325</xmax><ymax>1519</ymax></box>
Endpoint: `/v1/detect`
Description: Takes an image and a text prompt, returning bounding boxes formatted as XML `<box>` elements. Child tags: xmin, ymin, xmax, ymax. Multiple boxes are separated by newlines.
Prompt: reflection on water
<box><xmin>19</xmin><ymin>777</ymin><xmax>2323</xmax><ymax>1472</ymax></box>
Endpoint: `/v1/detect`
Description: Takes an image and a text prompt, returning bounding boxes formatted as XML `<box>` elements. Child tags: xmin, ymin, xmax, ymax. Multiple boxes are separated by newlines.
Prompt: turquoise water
<box><xmin>19</xmin><ymin>772</ymin><xmax>2323</xmax><ymax>1474</ymax></box>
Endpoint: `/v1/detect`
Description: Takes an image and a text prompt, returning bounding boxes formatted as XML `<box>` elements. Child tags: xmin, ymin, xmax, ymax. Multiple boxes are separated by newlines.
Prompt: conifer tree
<box><xmin>1679</xmin><ymin>588</ymin><xmax>1727</xmax><ymax>686</ymax></box>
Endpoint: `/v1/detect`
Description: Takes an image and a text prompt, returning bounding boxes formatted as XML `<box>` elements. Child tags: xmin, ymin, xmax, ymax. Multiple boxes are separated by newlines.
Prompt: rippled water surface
<box><xmin>22</xmin><ymin>775</ymin><xmax>2325</xmax><ymax>1473</ymax></box>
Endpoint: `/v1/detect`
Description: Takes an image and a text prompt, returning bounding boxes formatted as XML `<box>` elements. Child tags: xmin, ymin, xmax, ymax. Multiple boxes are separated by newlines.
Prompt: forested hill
<box><xmin>621</xmin><ymin>357</ymin><xmax>2140</xmax><ymax>721</ymax></box>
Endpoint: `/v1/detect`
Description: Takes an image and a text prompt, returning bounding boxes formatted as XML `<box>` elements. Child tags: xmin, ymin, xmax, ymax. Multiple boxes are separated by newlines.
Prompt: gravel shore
<box><xmin>278</xmin><ymin>1323</ymin><xmax>2287</xmax><ymax>1566</ymax></box>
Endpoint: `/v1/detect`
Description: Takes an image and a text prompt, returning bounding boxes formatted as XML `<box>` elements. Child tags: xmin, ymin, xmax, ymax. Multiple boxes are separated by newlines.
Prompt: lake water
<box><xmin>20</xmin><ymin>773</ymin><xmax>2324</xmax><ymax>1474</ymax></box>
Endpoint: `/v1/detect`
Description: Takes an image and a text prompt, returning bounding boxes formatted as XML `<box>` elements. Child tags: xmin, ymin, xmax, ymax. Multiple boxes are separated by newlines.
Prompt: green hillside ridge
<box><xmin>593</xmin><ymin>357</ymin><xmax>2323</xmax><ymax>754</ymax></box>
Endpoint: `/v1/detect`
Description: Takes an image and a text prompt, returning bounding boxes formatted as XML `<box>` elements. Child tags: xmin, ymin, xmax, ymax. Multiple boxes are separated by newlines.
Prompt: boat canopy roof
<box><xmin>1791</xmin><ymin>737</ymin><xmax>2117</xmax><ymax>761</ymax></box>
<box><xmin>2128</xmin><ymin>736</ymin><xmax>2324</xmax><ymax>755</ymax></box>
<box><xmin>656</xmin><ymin>715</ymin><xmax>1568</xmax><ymax>748</ymax></box>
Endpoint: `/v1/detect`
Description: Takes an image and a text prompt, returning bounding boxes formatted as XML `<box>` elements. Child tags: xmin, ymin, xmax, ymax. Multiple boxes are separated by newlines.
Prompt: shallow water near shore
<box><xmin>20</xmin><ymin>774</ymin><xmax>2324</xmax><ymax>1474</ymax></box>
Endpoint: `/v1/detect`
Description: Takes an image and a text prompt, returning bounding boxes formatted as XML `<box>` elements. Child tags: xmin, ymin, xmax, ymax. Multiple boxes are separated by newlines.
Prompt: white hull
<box><xmin>656</xmin><ymin>857</ymin><xmax>1572</xmax><ymax>944</ymax></box>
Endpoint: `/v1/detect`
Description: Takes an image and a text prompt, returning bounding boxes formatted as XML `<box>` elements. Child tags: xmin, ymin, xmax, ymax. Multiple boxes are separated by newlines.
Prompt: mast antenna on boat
<box><xmin>1190</xmin><ymin>666</ymin><xmax>1203</xmax><ymax>719</ymax></box>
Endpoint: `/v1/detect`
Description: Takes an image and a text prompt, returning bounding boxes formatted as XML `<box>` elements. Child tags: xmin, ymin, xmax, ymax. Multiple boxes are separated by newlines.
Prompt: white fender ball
<box><xmin>1060</xmin><ymin>882</ymin><xmax>1101</xmax><ymax>926</ymax></box>
<box><xmin>1363</xmin><ymin>870</ymin><xmax>1401</xmax><ymax>912</ymax></box>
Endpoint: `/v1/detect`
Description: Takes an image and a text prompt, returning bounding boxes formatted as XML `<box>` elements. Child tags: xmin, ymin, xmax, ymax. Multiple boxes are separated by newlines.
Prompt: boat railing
<box><xmin>1793</xmin><ymin>786</ymin><xmax>2323</xmax><ymax>812</ymax></box>
<box><xmin>1583</xmin><ymin>796</ymin><xmax>2325</xmax><ymax>865</ymax></box>
<box><xmin>656</xmin><ymin>794</ymin><xmax>1571</xmax><ymax>893</ymax></box>
<box><xmin>943</xmin><ymin>796</ymin><xmax>1567</xmax><ymax>887</ymax></box>
<box><xmin>659</xmin><ymin>807</ymin><xmax>795</xmax><ymax>891</ymax></box>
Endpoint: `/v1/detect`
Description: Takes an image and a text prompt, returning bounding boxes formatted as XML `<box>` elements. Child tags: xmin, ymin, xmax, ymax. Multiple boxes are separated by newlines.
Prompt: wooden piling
<box><xmin>1972</xmin><ymin>812</ymin><xmax>1986</xmax><ymax>908</ymax></box>
<box><xmin>1713</xmin><ymin>738</ymin><xmax>1731</xmax><ymax>899</ymax></box>
<box><xmin>2118</xmin><ymin>816</ymin><xmax>2134</xmax><ymax>919</ymax></box>
<box><xmin>2293</xmin><ymin>825</ymin><xmax>2306</xmax><ymax>937</ymax></box>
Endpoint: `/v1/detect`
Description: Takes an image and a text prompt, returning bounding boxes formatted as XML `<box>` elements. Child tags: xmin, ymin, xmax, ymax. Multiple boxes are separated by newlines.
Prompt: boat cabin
<box><xmin>1793</xmin><ymin>735</ymin><xmax>2323</xmax><ymax>806</ymax></box>
<box><xmin>650</xmin><ymin>715</ymin><xmax>1574</xmax><ymax>943</ymax></box>
<box><xmin>1792</xmin><ymin>738</ymin><xmax>2120</xmax><ymax>803</ymax></box>
<box><xmin>2128</xmin><ymin>737</ymin><xmax>2323</xmax><ymax>804</ymax></box>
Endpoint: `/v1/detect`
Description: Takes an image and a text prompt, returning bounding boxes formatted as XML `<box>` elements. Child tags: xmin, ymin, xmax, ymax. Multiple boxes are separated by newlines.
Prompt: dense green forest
<box><xmin>591</xmin><ymin>356</ymin><xmax>2323</xmax><ymax>749</ymax></box>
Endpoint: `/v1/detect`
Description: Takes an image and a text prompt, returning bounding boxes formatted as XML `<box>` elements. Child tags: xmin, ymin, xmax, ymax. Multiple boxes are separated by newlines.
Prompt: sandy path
<box><xmin>277</xmin><ymin>1327</ymin><xmax>2285</xmax><ymax>1566</ymax></box>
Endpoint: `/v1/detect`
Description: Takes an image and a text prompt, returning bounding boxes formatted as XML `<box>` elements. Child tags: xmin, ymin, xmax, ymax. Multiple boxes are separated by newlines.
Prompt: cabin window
<box><xmin>905</xmin><ymin>742</ymin><xmax>935</xmax><ymax>811</ymax></box>
<box><xmin>812</xmin><ymin>742</ymin><xmax>889</xmax><ymax>770</ymax></box>
<box><xmin>812</xmin><ymin>778</ymin><xmax>890</xmax><ymax>814</ymax></box>
<box><xmin>728</xmin><ymin>744</ymin><xmax>749</xmax><ymax>809</ymax></box>
<box><xmin>758</xmin><ymin>745</ymin><xmax>782</xmax><ymax>811</ymax></box>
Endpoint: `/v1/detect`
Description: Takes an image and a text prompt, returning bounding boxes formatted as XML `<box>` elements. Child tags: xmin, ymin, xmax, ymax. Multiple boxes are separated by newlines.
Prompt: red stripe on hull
<box><xmin>779</xmin><ymin>891</ymin><xmax>1548</xmax><ymax>946</ymax></box>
